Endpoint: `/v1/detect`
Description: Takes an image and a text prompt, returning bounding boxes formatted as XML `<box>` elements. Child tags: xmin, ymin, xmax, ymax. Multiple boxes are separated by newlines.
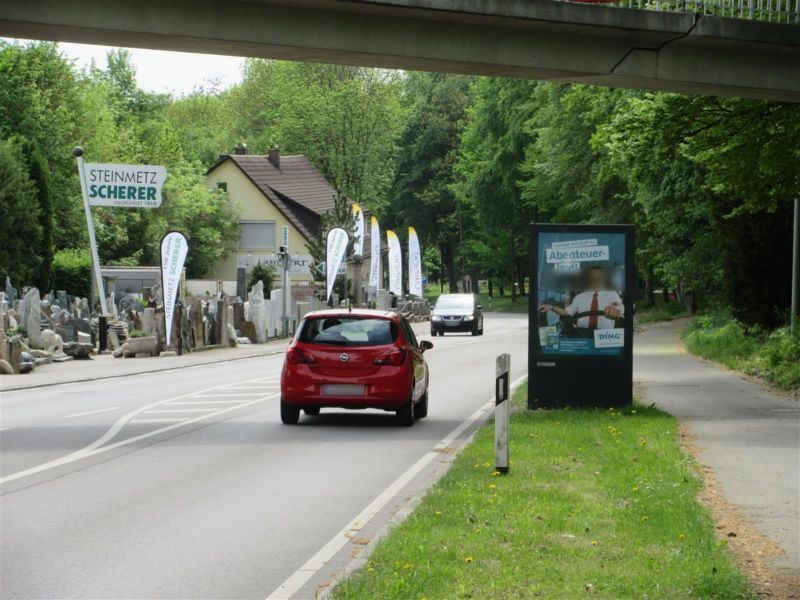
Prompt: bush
<box><xmin>52</xmin><ymin>248</ymin><xmax>92</xmax><ymax>298</ymax></box>
<box><xmin>684</xmin><ymin>310</ymin><xmax>800</xmax><ymax>390</ymax></box>
<box><xmin>247</xmin><ymin>261</ymin><xmax>275</xmax><ymax>297</ymax></box>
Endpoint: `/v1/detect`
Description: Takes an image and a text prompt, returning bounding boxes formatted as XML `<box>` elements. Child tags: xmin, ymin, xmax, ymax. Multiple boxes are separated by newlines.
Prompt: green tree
<box><xmin>391</xmin><ymin>72</ymin><xmax>473</xmax><ymax>292</ymax></box>
<box><xmin>0</xmin><ymin>138</ymin><xmax>41</xmax><ymax>285</ymax></box>
<box><xmin>23</xmin><ymin>142</ymin><xmax>54</xmax><ymax>290</ymax></box>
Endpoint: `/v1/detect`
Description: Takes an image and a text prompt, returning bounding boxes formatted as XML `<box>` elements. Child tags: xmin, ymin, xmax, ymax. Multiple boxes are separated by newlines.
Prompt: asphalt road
<box><xmin>0</xmin><ymin>313</ymin><xmax>528</xmax><ymax>600</ymax></box>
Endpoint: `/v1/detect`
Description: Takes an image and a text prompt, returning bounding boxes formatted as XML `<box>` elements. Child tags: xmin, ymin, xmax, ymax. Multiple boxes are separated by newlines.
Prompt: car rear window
<box><xmin>299</xmin><ymin>317</ymin><xmax>398</xmax><ymax>346</ymax></box>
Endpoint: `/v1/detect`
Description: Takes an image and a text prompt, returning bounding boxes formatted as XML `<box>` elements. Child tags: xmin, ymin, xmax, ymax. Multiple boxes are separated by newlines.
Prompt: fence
<box><xmin>564</xmin><ymin>0</ymin><xmax>799</xmax><ymax>24</ymax></box>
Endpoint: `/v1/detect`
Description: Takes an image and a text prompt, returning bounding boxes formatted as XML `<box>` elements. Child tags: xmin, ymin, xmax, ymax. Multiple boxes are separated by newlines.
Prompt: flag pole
<box><xmin>74</xmin><ymin>147</ymin><xmax>108</xmax><ymax>316</ymax></box>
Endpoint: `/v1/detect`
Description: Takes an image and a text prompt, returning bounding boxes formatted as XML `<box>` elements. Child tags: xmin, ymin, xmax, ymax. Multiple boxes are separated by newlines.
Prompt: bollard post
<box><xmin>98</xmin><ymin>315</ymin><xmax>108</xmax><ymax>353</ymax></box>
<box><xmin>495</xmin><ymin>353</ymin><xmax>510</xmax><ymax>473</ymax></box>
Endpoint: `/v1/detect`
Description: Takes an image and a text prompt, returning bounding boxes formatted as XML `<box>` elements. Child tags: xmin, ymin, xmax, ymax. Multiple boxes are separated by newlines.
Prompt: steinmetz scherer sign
<box><xmin>85</xmin><ymin>163</ymin><xmax>167</xmax><ymax>208</ymax></box>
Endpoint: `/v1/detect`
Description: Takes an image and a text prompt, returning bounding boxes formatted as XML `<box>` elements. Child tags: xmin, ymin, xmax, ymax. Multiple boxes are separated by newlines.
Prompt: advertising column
<box><xmin>528</xmin><ymin>224</ymin><xmax>634</xmax><ymax>409</ymax></box>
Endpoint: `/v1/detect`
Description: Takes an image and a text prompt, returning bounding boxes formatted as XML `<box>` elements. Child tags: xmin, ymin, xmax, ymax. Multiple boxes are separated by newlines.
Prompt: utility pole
<box><xmin>279</xmin><ymin>246</ymin><xmax>289</xmax><ymax>337</ymax></box>
<box><xmin>792</xmin><ymin>198</ymin><xmax>799</xmax><ymax>335</ymax></box>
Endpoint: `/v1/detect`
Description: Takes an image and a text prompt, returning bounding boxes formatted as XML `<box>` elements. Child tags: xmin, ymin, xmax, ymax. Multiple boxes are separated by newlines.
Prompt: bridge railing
<box><xmin>576</xmin><ymin>0</ymin><xmax>799</xmax><ymax>23</ymax></box>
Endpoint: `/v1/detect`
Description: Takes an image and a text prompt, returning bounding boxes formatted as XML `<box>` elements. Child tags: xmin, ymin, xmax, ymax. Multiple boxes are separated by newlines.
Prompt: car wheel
<box><xmin>479</xmin><ymin>321</ymin><xmax>484</xmax><ymax>335</ymax></box>
<box><xmin>430</xmin><ymin>329</ymin><xmax>436</xmax><ymax>337</ymax></box>
<box><xmin>304</xmin><ymin>407</ymin><xmax>320</xmax><ymax>416</ymax></box>
<box><xmin>396</xmin><ymin>395</ymin><xmax>415</xmax><ymax>427</ymax></box>
<box><xmin>471</xmin><ymin>323</ymin><xmax>479</xmax><ymax>336</ymax></box>
<box><xmin>416</xmin><ymin>391</ymin><xmax>429</xmax><ymax>419</ymax></box>
<box><xmin>281</xmin><ymin>399</ymin><xmax>300</xmax><ymax>424</ymax></box>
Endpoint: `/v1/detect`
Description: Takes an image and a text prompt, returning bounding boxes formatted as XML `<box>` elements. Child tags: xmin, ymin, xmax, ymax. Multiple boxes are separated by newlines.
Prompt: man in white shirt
<box><xmin>539</xmin><ymin>266</ymin><xmax>624</xmax><ymax>331</ymax></box>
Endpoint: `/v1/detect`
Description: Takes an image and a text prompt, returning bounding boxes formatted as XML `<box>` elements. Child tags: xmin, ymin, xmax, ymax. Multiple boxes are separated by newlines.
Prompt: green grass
<box><xmin>684</xmin><ymin>310</ymin><xmax>800</xmax><ymax>390</ymax></box>
<box><xmin>332</xmin><ymin>384</ymin><xmax>751</xmax><ymax>600</ymax></box>
<box><xmin>635</xmin><ymin>297</ymin><xmax>691</xmax><ymax>324</ymax></box>
<box><xmin>424</xmin><ymin>288</ymin><xmax>529</xmax><ymax>314</ymax></box>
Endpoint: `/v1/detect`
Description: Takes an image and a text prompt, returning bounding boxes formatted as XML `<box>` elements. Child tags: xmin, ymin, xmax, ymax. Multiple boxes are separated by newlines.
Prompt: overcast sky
<box><xmin>11</xmin><ymin>39</ymin><xmax>246</xmax><ymax>95</ymax></box>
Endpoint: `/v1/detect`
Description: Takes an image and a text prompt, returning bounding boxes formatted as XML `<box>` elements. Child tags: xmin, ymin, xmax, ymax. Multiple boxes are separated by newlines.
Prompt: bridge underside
<box><xmin>1</xmin><ymin>0</ymin><xmax>798</xmax><ymax>102</ymax></box>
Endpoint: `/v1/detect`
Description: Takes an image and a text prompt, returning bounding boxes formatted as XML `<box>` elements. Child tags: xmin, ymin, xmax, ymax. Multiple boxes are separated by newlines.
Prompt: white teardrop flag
<box><xmin>369</xmin><ymin>216</ymin><xmax>381</xmax><ymax>289</ymax></box>
<box><xmin>160</xmin><ymin>231</ymin><xmax>189</xmax><ymax>347</ymax></box>
<box><xmin>408</xmin><ymin>226</ymin><xmax>422</xmax><ymax>298</ymax></box>
<box><xmin>326</xmin><ymin>227</ymin><xmax>349</xmax><ymax>302</ymax></box>
<box><xmin>387</xmin><ymin>230</ymin><xmax>403</xmax><ymax>296</ymax></box>
<box><xmin>352</xmin><ymin>203</ymin><xmax>364</xmax><ymax>257</ymax></box>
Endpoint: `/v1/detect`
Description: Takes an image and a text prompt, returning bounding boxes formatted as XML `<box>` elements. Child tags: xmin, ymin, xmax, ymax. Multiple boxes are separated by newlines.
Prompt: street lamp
<box><xmin>278</xmin><ymin>245</ymin><xmax>290</xmax><ymax>337</ymax></box>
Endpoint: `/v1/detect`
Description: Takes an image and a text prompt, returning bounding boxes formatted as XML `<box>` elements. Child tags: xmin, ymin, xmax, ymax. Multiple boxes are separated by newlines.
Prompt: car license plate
<box><xmin>321</xmin><ymin>384</ymin><xmax>365</xmax><ymax>396</ymax></box>
<box><xmin>445</xmin><ymin>320</ymin><xmax>460</xmax><ymax>326</ymax></box>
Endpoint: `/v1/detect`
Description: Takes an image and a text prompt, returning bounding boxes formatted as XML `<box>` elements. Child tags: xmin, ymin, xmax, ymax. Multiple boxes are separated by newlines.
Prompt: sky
<box><xmin>10</xmin><ymin>39</ymin><xmax>246</xmax><ymax>95</ymax></box>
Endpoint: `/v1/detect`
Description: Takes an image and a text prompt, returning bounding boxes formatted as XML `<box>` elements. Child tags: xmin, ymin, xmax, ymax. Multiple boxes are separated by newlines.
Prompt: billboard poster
<box><xmin>536</xmin><ymin>232</ymin><xmax>627</xmax><ymax>357</ymax></box>
<box><xmin>529</xmin><ymin>224</ymin><xmax>634</xmax><ymax>409</ymax></box>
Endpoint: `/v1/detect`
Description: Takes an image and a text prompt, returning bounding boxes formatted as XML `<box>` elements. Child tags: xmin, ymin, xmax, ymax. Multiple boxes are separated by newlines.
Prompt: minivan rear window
<box><xmin>299</xmin><ymin>317</ymin><xmax>398</xmax><ymax>346</ymax></box>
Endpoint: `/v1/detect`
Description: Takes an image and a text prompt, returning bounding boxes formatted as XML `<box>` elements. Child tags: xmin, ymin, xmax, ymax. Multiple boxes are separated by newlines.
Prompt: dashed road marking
<box><xmin>63</xmin><ymin>406</ymin><xmax>120</xmax><ymax>419</ymax></box>
<box><xmin>0</xmin><ymin>379</ymin><xmax>279</xmax><ymax>486</ymax></box>
<box><xmin>144</xmin><ymin>408</ymin><xmax>220</xmax><ymax>414</ymax></box>
<box><xmin>164</xmin><ymin>400</ymin><xmax>248</xmax><ymax>406</ymax></box>
<box><xmin>192</xmin><ymin>393</ymin><xmax>269</xmax><ymax>397</ymax></box>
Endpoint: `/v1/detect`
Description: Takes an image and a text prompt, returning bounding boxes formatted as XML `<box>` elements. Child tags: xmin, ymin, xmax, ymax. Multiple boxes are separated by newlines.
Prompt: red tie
<box><xmin>589</xmin><ymin>292</ymin><xmax>599</xmax><ymax>330</ymax></box>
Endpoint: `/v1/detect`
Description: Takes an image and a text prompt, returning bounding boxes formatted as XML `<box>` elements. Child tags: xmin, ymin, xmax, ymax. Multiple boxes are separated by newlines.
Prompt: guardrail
<box><xmin>569</xmin><ymin>0</ymin><xmax>799</xmax><ymax>24</ymax></box>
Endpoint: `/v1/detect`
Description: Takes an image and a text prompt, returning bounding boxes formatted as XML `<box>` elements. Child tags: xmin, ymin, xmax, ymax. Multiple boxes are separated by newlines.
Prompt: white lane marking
<box><xmin>164</xmin><ymin>400</ymin><xmax>248</xmax><ymax>406</ymax></box>
<box><xmin>131</xmin><ymin>418</ymin><xmax>187</xmax><ymax>424</ymax></box>
<box><xmin>0</xmin><ymin>384</ymin><xmax>280</xmax><ymax>485</ymax></box>
<box><xmin>219</xmin><ymin>386</ymin><xmax>280</xmax><ymax>391</ymax></box>
<box><xmin>63</xmin><ymin>406</ymin><xmax>120</xmax><ymax>419</ymax></box>
<box><xmin>266</xmin><ymin>374</ymin><xmax>528</xmax><ymax>600</ymax></box>
<box><xmin>0</xmin><ymin>428</ymin><xmax>12</xmax><ymax>432</ymax></box>
<box><xmin>192</xmin><ymin>393</ymin><xmax>269</xmax><ymax>397</ymax></box>
<box><xmin>144</xmin><ymin>408</ymin><xmax>219</xmax><ymax>414</ymax></box>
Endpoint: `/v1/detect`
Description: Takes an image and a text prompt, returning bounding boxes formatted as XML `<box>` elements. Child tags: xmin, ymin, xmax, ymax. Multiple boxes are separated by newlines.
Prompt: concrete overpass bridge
<box><xmin>0</xmin><ymin>0</ymin><xmax>798</xmax><ymax>102</ymax></box>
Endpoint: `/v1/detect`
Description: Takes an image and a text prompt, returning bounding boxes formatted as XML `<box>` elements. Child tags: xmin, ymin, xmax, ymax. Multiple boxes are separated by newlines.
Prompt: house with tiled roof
<box><xmin>204</xmin><ymin>147</ymin><xmax>340</xmax><ymax>286</ymax></box>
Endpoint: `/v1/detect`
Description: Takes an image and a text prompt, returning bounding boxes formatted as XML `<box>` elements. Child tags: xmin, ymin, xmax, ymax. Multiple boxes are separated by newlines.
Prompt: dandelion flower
<box><xmin>488</xmin><ymin>484</ymin><xmax>497</xmax><ymax>490</ymax></box>
<box><xmin>434</xmin><ymin>511</ymin><xmax>442</xmax><ymax>517</ymax></box>
<box><xmin>465</xmin><ymin>556</ymin><xmax>474</xmax><ymax>563</ymax></box>
<box><xmin>591</xmin><ymin>540</ymin><xmax>599</xmax><ymax>546</ymax></box>
<box><xmin>641</xmin><ymin>516</ymin><xmax>649</xmax><ymax>522</ymax></box>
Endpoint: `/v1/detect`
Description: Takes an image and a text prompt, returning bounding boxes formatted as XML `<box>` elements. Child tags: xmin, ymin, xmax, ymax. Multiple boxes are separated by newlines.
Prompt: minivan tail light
<box><xmin>373</xmin><ymin>348</ymin><xmax>406</xmax><ymax>366</ymax></box>
<box><xmin>286</xmin><ymin>347</ymin><xmax>317</xmax><ymax>365</ymax></box>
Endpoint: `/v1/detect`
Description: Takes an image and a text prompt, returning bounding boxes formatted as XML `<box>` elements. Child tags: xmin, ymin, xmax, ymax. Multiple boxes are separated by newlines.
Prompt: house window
<box><xmin>239</xmin><ymin>221</ymin><xmax>276</xmax><ymax>249</ymax></box>
<box><xmin>217</xmin><ymin>182</ymin><xmax>227</xmax><ymax>192</ymax></box>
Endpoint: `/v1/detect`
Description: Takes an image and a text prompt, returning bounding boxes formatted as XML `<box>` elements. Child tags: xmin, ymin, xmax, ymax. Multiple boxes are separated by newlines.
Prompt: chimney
<box><xmin>268</xmin><ymin>146</ymin><xmax>280</xmax><ymax>169</ymax></box>
<box><xmin>234</xmin><ymin>143</ymin><xmax>248</xmax><ymax>155</ymax></box>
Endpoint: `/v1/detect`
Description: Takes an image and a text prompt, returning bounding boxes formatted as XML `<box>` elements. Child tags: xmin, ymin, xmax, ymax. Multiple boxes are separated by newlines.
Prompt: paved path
<box><xmin>0</xmin><ymin>313</ymin><xmax>528</xmax><ymax>599</ymax></box>
<box><xmin>635</xmin><ymin>319</ymin><xmax>800</xmax><ymax>576</ymax></box>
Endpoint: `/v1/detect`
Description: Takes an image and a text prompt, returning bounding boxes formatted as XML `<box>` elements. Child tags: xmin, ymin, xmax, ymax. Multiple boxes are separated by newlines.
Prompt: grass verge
<box><xmin>331</xmin><ymin>383</ymin><xmax>751</xmax><ymax>599</ymax></box>
<box><xmin>683</xmin><ymin>310</ymin><xmax>800</xmax><ymax>390</ymax></box>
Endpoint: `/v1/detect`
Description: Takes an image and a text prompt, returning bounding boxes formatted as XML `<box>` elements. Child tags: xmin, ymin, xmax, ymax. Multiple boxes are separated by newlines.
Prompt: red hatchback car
<box><xmin>280</xmin><ymin>309</ymin><xmax>433</xmax><ymax>426</ymax></box>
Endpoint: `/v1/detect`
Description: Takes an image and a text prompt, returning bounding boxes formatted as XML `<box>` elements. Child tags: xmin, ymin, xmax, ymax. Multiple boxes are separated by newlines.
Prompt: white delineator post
<box><xmin>495</xmin><ymin>353</ymin><xmax>510</xmax><ymax>473</ymax></box>
<box><xmin>74</xmin><ymin>147</ymin><xmax>108</xmax><ymax>316</ymax></box>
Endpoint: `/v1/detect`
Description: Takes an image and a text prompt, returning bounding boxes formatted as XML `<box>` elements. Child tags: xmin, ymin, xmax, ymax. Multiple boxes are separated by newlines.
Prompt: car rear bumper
<box><xmin>281</xmin><ymin>365</ymin><xmax>412</xmax><ymax>410</ymax></box>
<box><xmin>431</xmin><ymin>320</ymin><xmax>475</xmax><ymax>332</ymax></box>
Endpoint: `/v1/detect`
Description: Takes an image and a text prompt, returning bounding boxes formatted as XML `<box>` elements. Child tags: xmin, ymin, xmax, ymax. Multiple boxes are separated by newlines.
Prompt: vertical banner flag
<box><xmin>387</xmin><ymin>230</ymin><xmax>403</xmax><ymax>296</ymax></box>
<box><xmin>160</xmin><ymin>231</ymin><xmax>189</xmax><ymax>347</ymax></box>
<box><xmin>352</xmin><ymin>203</ymin><xmax>365</xmax><ymax>257</ymax></box>
<box><xmin>369</xmin><ymin>216</ymin><xmax>381</xmax><ymax>289</ymax></box>
<box><xmin>326</xmin><ymin>227</ymin><xmax>349</xmax><ymax>302</ymax></box>
<box><xmin>408</xmin><ymin>226</ymin><xmax>423</xmax><ymax>297</ymax></box>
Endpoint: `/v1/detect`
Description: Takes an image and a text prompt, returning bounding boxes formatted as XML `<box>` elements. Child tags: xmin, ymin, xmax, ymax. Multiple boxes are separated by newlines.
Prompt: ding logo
<box><xmin>594</xmin><ymin>328</ymin><xmax>625</xmax><ymax>348</ymax></box>
<box><xmin>339</xmin><ymin>353</ymin><xmax>350</xmax><ymax>362</ymax></box>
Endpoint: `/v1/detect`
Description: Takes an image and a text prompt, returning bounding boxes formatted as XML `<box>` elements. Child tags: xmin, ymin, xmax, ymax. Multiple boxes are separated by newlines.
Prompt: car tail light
<box><xmin>373</xmin><ymin>348</ymin><xmax>406</xmax><ymax>366</ymax></box>
<box><xmin>286</xmin><ymin>347</ymin><xmax>317</xmax><ymax>365</ymax></box>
